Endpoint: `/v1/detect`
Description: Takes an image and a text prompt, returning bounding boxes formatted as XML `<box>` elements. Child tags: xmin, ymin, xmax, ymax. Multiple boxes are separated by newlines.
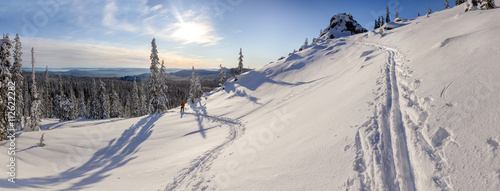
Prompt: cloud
<box><xmin>102</xmin><ymin>1</ymin><xmax>138</xmax><ymax>32</ymax></box>
<box><xmin>141</xmin><ymin>4</ymin><xmax>222</xmax><ymax>46</ymax></box>
<box><xmin>98</xmin><ymin>1</ymin><xmax>221</xmax><ymax>46</ymax></box>
<box><xmin>21</xmin><ymin>37</ymin><xmax>216</xmax><ymax>68</ymax></box>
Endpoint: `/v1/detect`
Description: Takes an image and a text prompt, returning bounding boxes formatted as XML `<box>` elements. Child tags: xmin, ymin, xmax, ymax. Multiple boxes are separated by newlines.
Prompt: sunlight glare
<box><xmin>172</xmin><ymin>22</ymin><xmax>206</xmax><ymax>43</ymax></box>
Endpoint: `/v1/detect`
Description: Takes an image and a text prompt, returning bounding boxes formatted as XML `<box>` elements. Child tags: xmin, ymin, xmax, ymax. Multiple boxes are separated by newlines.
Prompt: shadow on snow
<box><xmin>0</xmin><ymin>114</ymin><xmax>162</xmax><ymax>190</ymax></box>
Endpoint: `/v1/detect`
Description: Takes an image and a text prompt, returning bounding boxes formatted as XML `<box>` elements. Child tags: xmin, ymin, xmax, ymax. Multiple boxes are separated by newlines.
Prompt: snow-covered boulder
<box><xmin>321</xmin><ymin>13</ymin><xmax>367</xmax><ymax>39</ymax></box>
<box><xmin>465</xmin><ymin>0</ymin><xmax>496</xmax><ymax>12</ymax></box>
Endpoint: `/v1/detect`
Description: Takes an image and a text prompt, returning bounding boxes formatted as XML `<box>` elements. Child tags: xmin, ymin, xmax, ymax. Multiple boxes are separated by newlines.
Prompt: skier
<box><xmin>181</xmin><ymin>100</ymin><xmax>185</xmax><ymax>113</ymax></box>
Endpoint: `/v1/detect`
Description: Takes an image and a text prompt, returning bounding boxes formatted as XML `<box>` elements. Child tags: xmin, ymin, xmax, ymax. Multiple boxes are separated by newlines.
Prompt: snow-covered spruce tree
<box><xmin>374</xmin><ymin>19</ymin><xmax>379</xmax><ymax>29</ymax></box>
<box><xmin>131</xmin><ymin>78</ymin><xmax>140</xmax><ymax>117</ymax></box>
<box><xmin>97</xmin><ymin>79</ymin><xmax>110</xmax><ymax>119</ymax></box>
<box><xmin>428</xmin><ymin>6</ymin><xmax>432</xmax><ymax>15</ymax></box>
<box><xmin>139</xmin><ymin>80</ymin><xmax>148</xmax><ymax>116</ymax></box>
<box><xmin>157</xmin><ymin>59</ymin><xmax>169</xmax><ymax>112</ymax></box>
<box><xmin>0</xmin><ymin>34</ymin><xmax>13</xmax><ymax>139</ymax></box>
<box><xmin>53</xmin><ymin>76</ymin><xmax>62</xmax><ymax>119</ymax></box>
<box><xmin>11</xmin><ymin>34</ymin><xmax>24</xmax><ymax>131</ymax></box>
<box><xmin>418</xmin><ymin>13</ymin><xmax>421</xmax><ymax>17</ymax></box>
<box><xmin>109</xmin><ymin>82</ymin><xmax>123</xmax><ymax>118</ymax></box>
<box><xmin>43</xmin><ymin>66</ymin><xmax>53</xmax><ymax>118</ymax></box>
<box><xmin>23</xmin><ymin>81</ymin><xmax>30</xmax><ymax>128</ymax></box>
<box><xmin>78</xmin><ymin>91</ymin><xmax>86</xmax><ymax>118</ymax></box>
<box><xmin>148</xmin><ymin>38</ymin><xmax>161</xmax><ymax>114</ymax></box>
<box><xmin>69</xmin><ymin>87</ymin><xmax>78</xmax><ymax>119</ymax></box>
<box><xmin>28</xmin><ymin>47</ymin><xmax>41</xmax><ymax>131</ymax></box>
<box><xmin>59</xmin><ymin>86</ymin><xmax>75</xmax><ymax>122</ymax></box>
<box><xmin>124</xmin><ymin>94</ymin><xmax>132</xmax><ymax>118</ymax></box>
<box><xmin>456</xmin><ymin>0</ymin><xmax>465</xmax><ymax>5</ymax></box>
<box><xmin>188</xmin><ymin>67</ymin><xmax>196</xmax><ymax>103</ymax></box>
<box><xmin>237</xmin><ymin>48</ymin><xmax>244</xmax><ymax>74</ymax></box>
<box><xmin>188</xmin><ymin>66</ymin><xmax>203</xmax><ymax>103</ymax></box>
<box><xmin>219</xmin><ymin>64</ymin><xmax>227</xmax><ymax>88</ymax></box>
<box><xmin>386</xmin><ymin>5</ymin><xmax>390</xmax><ymax>23</ymax></box>
<box><xmin>446</xmin><ymin>0</ymin><xmax>451</xmax><ymax>8</ymax></box>
<box><xmin>90</xmin><ymin>79</ymin><xmax>99</xmax><ymax>119</ymax></box>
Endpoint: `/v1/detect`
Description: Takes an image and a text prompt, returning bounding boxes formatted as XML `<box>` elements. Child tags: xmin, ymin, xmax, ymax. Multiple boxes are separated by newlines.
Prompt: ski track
<box><xmin>164</xmin><ymin>114</ymin><xmax>245</xmax><ymax>191</ymax></box>
<box><xmin>349</xmin><ymin>41</ymin><xmax>453</xmax><ymax>191</ymax></box>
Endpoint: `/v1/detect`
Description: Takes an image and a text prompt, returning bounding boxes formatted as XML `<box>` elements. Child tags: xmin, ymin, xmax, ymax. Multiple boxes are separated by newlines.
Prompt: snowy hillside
<box><xmin>2</xmin><ymin>5</ymin><xmax>500</xmax><ymax>191</ymax></box>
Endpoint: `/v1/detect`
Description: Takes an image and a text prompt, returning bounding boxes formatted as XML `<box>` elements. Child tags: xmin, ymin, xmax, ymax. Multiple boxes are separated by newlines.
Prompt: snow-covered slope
<box><xmin>1</xmin><ymin>5</ymin><xmax>500</xmax><ymax>191</ymax></box>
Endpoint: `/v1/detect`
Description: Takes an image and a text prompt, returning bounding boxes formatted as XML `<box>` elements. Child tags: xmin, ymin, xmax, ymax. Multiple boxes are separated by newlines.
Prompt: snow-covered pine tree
<box><xmin>109</xmin><ymin>82</ymin><xmax>123</xmax><ymax>118</ymax></box>
<box><xmin>78</xmin><ymin>91</ymin><xmax>86</xmax><ymax>118</ymax></box>
<box><xmin>428</xmin><ymin>6</ymin><xmax>432</xmax><ymax>15</ymax></box>
<box><xmin>69</xmin><ymin>87</ymin><xmax>78</xmax><ymax>119</ymax></box>
<box><xmin>140</xmin><ymin>80</ymin><xmax>148</xmax><ymax>116</ymax></box>
<box><xmin>445</xmin><ymin>0</ymin><xmax>451</xmax><ymax>8</ymax></box>
<box><xmin>11</xmin><ymin>34</ymin><xmax>24</xmax><ymax>131</ymax></box>
<box><xmin>188</xmin><ymin>67</ymin><xmax>196</xmax><ymax>103</ymax></box>
<box><xmin>418</xmin><ymin>13</ymin><xmax>421</xmax><ymax>17</ymax></box>
<box><xmin>304</xmin><ymin>38</ymin><xmax>308</xmax><ymax>47</ymax></box>
<box><xmin>219</xmin><ymin>64</ymin><xmax>227</xmax><ymax>88</ymax></box>
<box><xmin>124</xmin><ymin>94</ymin><xmax>132</xmax><ymax>118</ymax></box>
<box><xmin>188</xmin><ymin>66</ymin><xmax>203</xmax><ymax>103</ymax></box>
<box><xmin>90</xmin><ymin>79</ymin><xmax>99</xmax><ymax>119</ymax></box>
<box><xmin>98</xmin><ymin>79</ymin><xmax>109</xmax><ymax>119</ymax></box>
<box><xmin>157</xmin><ymin>59</ymin><xmax>168</xmax><ymax>111</ymax></box>
<box><xmin>59</xmin><ymin>85</ymin><xmax>75</xmax><ymax>122</ymax></box>
<box><xmin>53</xmin><ymin>76</ymin><xmax>62</xmax><ymax>119</ymax></box>
<box><xmin>44</xmin><ymin>66</ymin><xmax>53</xmax><ymax>118</ymax></box>
<box><xmin>456</xmin><ymin>0</ymin><xmax>465</xmax><ymax>5</ymax></box>
<box><xmin>23</xmin><ymin>81</ymin><xmax>30</xmax><ymax>128</ymax></box>
<box><xmin>386</xmin><ymin>5</ymin><xmax>391</xmax><ymax>23</ymax></box>
<box><xmin>374</xmin><ymin>19</ymin><xmax>379</xmax><ymax>29</ymax></box>
<box><xmin>131</xmin><ymin>78</ymin><xmax>140</xmax><ymax>117</ymax></box>
<box><xmin>0</xmin><ymin>34</ymin><xmax>13</xmax><ymax>139</ymax></box>
<box><xmin>59</xmin><ymin>97</ymin><xmax>73</xmax><ymax>121</ymax></box>
<box><xmin>239</xmin><ymin>47</ymin><xmax>245</xmax><ymax>74</ymax></box>
<box><xmin>28</xmin><ymin>47</ymin><xmax>41</xmax><ymax>131</ymax></box>
<box><xmin>148</xmin><ymin>38</ymin><xmax>161</xmax><ymax>114</ymax></box>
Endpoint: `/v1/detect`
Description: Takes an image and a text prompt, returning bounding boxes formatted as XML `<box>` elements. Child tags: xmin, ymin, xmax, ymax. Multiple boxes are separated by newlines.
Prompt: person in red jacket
<box><xmin>181</xmin><ymin>100</ymin><xmax>185</xmax><ymax>112</ymax></box>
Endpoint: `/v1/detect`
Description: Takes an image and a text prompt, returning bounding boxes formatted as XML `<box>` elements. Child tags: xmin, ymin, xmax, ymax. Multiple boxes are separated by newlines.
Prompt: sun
<box><xmin>172</xmin><ymin>22</ymin><xmax>206</xmax><ymax>43</ymax></box>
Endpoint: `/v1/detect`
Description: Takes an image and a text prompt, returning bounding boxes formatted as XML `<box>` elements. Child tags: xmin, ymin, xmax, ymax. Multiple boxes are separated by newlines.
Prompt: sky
<box><xmin>0</xmin><ymin>0</ymin><xmax>448</xmax><ymax>69</ymax></box>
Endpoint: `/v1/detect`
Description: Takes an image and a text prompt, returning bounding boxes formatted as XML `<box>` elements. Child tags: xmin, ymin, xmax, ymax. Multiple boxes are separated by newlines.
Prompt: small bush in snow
<box><xmin>39</xmin><ymin>133</ymin><xmax>45</xmax><ymax>147</ymax></box>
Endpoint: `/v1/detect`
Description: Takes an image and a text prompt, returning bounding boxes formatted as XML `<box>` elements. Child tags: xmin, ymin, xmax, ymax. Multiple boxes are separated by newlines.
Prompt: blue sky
<box><xmin>0</xmin><ymin>0</ymin><xmax>447</xmax><ymax>69</ymax></box>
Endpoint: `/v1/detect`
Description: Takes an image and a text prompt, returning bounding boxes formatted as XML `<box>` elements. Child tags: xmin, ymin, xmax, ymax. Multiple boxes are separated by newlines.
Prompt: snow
<box><xmin>2</xmin><ymin>5</ymin><xmax>500</xmax><ymax>191</ymax></box>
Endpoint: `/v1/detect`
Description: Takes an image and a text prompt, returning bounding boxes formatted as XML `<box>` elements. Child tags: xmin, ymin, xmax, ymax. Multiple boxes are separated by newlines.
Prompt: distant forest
<box><xmin>23</xmin><ymin>71</ymin><xmax>219</xmax><ymax>120</ymax></box>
